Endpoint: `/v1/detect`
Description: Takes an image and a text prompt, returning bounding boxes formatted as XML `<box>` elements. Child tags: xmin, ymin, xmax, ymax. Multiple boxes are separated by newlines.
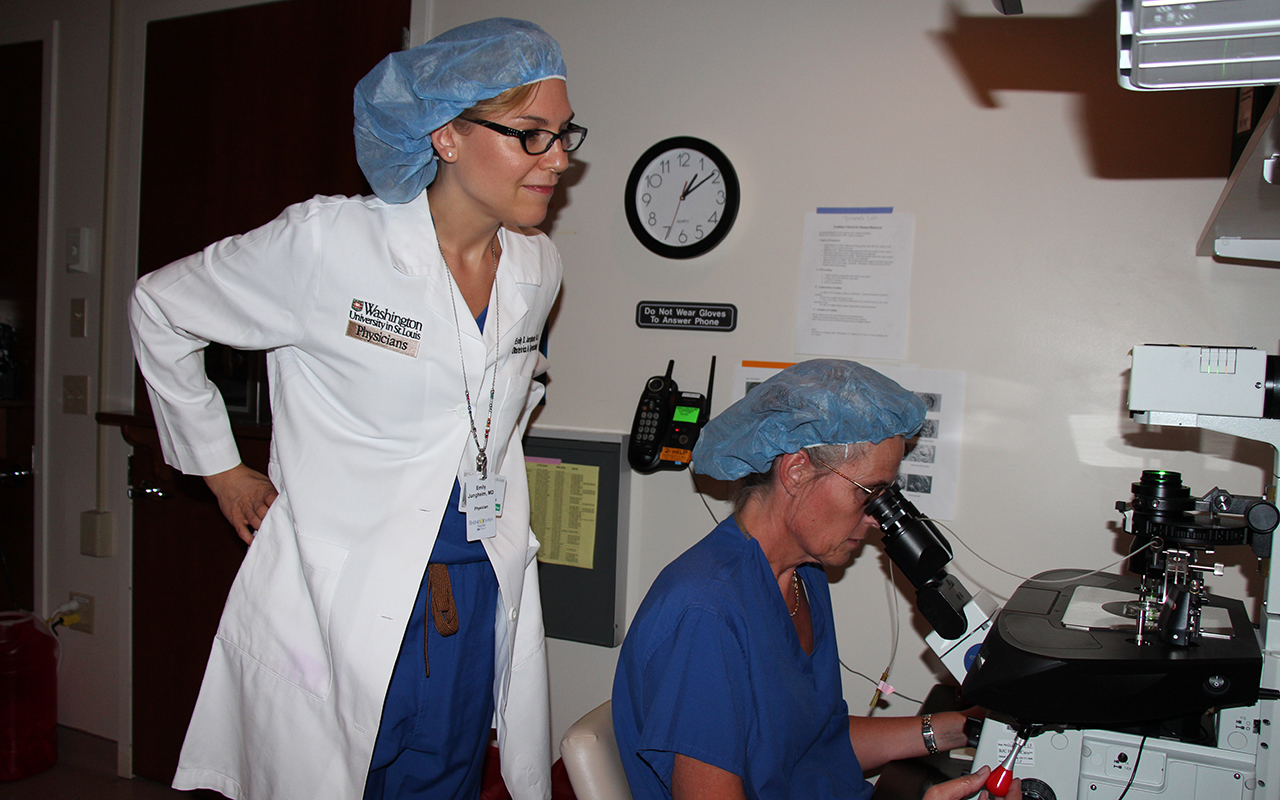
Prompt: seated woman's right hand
<box><xmin>923</xmin><ymin>766</ymin><xmax>1021</xmax><ymax>800</ymax></box>
<box><xmin>204</xmin><ymin>463</ymin><xmax>278</xmax><ymax>544</ymax></box>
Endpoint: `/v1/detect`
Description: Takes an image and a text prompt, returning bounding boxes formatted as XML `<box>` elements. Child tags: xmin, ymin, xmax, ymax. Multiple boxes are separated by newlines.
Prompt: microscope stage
<box><xmin>961</xmin><ymin>570</ymin><xmax>1262</xmax><ymax>725</ymax></box>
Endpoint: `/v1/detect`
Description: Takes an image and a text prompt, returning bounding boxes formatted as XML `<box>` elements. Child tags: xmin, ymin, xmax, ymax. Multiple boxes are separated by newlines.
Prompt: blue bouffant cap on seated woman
<box><xmin>693</xmin><ymin>359</ymin><xmax>926</xmax><ymax>481</ymax></box>
<box><xmin>353</xmin><ymin>18</ymin><xmax>567</xmax><ymax>204</ymax></box>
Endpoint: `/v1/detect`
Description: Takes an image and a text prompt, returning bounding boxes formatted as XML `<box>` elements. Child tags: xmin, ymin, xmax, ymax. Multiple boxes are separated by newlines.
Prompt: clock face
<box><xmin>624</xmin><ymin>137</ymin><xmax>740</xmax><ymax>259</ymax></box>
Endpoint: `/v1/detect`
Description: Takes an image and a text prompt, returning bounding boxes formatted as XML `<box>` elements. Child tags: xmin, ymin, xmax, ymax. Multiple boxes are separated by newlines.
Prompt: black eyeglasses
<box><xmin>459</xmin><ymin>118</ymin><xmax>588</xmax><ymax>155</ymax></box>
<box><xmin>808</xmin><ymin>452</ymin><xmax>890</xmax><ymax>505</ymax></box>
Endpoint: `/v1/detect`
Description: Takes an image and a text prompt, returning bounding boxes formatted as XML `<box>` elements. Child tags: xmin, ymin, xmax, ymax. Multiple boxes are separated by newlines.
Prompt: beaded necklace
<box><xmin>439</xmin><ymin>232</ymin><xmax>500</xmax><ymax>479</ymax></box>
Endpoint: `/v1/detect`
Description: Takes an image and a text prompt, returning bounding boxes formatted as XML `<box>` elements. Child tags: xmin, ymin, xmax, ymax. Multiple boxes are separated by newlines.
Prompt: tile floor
<box><xmin>1</xmin><ymin>727</ymin><xmax>225</xmax><ymax>800</ymax></box>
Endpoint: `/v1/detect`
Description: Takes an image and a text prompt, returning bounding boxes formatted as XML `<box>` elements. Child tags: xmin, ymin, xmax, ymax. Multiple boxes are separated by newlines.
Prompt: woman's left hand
<box><xmin>928</xmin><ymin>709</ymin><xmax>981</xmax><ymax>752</ymax></box>
<box><xmin>848</xmin><ymin>708</ymin><xmax>982</xmax><ymax>770</ymax></box>
<box><xmin>204</xmin><ymin>463</ymin><xmax>278</xmax><ymax>545</ymax></box>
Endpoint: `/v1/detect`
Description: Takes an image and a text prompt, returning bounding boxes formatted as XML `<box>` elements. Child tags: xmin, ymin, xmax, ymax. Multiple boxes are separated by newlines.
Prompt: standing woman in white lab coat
<box><xmin>130</xmin><ymin>18</ymin><xmax>584</xmax><ymax>800</ymax></box>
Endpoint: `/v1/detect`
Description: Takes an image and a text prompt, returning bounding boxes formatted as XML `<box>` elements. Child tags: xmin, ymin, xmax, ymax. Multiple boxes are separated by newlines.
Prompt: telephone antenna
<box><xmin>705</xmin><ymin>356</ymin><xmax>717</xmax><ymax>415</ymax></box>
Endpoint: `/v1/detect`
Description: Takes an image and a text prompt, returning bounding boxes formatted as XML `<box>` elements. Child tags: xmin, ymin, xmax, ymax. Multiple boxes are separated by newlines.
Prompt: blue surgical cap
<box><xmin>693</xmin><ymin>359</ymin><xmax>926</xmax><ymax>481</ymax></box>
<box><xmin>353</xmin><ymin>18</ymin><xmax>566</xmax><ymax>204</ymax></box>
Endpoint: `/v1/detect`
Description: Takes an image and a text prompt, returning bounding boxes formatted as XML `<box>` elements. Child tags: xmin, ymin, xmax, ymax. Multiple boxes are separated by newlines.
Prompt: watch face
<box><xmin>625</xmin><ymin>137</ymin><xmax>740</xmax><ymax>259</ymax></box>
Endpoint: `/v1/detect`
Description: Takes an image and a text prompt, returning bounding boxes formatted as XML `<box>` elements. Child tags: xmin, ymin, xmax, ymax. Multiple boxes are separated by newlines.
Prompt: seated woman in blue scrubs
<box><xmin>612</xmin><ymin>359</ymin><xmax>1021</xmax><ymax>800</ymax></box>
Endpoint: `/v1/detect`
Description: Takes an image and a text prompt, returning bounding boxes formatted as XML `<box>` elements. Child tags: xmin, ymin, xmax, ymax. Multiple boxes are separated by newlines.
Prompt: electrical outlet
<box><xmin>68</xmin><ymin>592</ymin><xmax>94</xmax><ymax>634</ymax></box>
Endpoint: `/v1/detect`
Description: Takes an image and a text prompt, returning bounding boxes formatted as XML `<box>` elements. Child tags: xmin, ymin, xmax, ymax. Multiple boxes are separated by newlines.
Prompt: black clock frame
<box><xmin>624</xmin><ymin>136</ymin><xmax>740</xmax><ymax>259</ymax></box>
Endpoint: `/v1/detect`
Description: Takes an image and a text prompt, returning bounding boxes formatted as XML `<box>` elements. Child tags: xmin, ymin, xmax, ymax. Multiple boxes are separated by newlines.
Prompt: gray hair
<box><xmin>730</xmin><ymin>442</ymin><xmax>873</xmax><ymax>515</ymax></box>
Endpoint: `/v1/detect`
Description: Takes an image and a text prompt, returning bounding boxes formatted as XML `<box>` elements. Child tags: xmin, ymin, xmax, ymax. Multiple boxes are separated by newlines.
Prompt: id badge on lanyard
<box><xmin>460</xmin><ymin>473</ymin><xmax>507</xmax><ymax>541</ymax></box>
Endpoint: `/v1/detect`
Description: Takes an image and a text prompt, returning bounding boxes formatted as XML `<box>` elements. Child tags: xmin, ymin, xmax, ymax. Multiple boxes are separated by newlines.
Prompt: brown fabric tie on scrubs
<box><xmin>425</xmin><ymin>563</ymin><xmax>459</xmax><ymax>676</ymax></box>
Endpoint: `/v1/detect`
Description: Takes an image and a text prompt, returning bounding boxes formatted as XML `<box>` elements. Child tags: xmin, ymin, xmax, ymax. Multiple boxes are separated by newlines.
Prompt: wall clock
<box><xmin>624</xmin><ymin>137</ymin><xmax>740</xmax><ymax>259</ymax></box>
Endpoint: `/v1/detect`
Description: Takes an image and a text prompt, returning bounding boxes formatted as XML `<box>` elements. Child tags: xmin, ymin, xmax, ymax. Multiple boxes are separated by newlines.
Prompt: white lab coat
<box><xmin>130</xmin><ymin>190</ymin><xmax>561</xmax><ymax>800</ymax></box>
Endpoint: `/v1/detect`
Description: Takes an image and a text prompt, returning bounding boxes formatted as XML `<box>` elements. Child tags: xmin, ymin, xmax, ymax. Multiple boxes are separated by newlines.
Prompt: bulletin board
<box><xmin>523</xmin><ymin>430</ymin><xmax>630</xmax><ymax>647</ymax></box>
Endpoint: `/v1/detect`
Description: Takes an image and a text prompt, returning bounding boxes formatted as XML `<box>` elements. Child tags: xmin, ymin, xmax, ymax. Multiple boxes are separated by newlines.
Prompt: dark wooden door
<box><xmin>125</xmin><ymin>426</ymin><xmax>261</xmax><ymax>792</ymax></box>
<box><xmin>130</xmin><ymin>0</ymin><xmax>409</xmax><ymax>785</ymax></box>
<box><xmin>0</xmin><ymin>40</ymin><xmax>42</xmax><ymax>614</ymax></box>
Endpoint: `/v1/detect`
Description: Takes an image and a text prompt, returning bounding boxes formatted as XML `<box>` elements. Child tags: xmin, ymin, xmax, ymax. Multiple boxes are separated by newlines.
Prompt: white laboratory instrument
<box><xmin>967</xmin><ymin>344</ymin><xmax>1280</xmax><ymax>800</ymax></box>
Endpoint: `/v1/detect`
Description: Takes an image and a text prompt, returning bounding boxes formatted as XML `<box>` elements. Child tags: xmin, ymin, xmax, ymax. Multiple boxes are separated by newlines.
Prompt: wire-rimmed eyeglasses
<box><xmin>459</xmin><ymin>118</ymin><xmax>588</xmax><ymax>155</ymax></box>
<box><xmin>808</xmin><ymin>452</ymin><xmax>889</xmax><ymax>505</ymax></box>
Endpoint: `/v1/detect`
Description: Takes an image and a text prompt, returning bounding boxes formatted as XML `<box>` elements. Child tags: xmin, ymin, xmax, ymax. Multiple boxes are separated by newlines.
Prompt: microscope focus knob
<box><xmin>1246</xmin><ymin>500</ymin><xmax>1280</xmax><ymax>534</ymax></box>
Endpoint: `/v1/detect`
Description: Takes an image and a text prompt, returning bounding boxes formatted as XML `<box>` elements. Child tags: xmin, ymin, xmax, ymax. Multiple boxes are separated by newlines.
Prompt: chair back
<box><xmin>559</xmin><ymin>700</ymin><xmax>634</xmax><ymax>800</ymax></box>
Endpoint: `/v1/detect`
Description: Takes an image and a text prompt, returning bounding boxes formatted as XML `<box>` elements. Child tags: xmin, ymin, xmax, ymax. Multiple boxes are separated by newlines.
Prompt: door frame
<box><xmin>101</xmin><ymin>0</ymin><xmax>433</xmax><ymax>778</ymax></box>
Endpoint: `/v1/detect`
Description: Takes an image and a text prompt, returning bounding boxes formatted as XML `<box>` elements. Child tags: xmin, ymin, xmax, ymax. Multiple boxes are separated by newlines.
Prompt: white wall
<box><xmin>7</xmin><ymin>0</ymin><xmax>1279</xmax><ymax>777</ymax></box>
<box><xmin>429</xmin><ymin>0</ymin><xmax>1280</xmax><ymax>748</ymax></box>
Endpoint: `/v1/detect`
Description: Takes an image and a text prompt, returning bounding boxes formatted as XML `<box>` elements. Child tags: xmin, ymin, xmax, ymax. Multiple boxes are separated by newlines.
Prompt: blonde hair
<box><xmin>452</xmin><ymin>82</ymin><xmax>541</xmax><ymax>130</ymax></box>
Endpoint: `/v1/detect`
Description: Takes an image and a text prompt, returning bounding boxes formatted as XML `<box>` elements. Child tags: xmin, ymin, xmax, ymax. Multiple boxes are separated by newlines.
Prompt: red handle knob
<box><xmin>986</xmin><ymin>765</ymin><xmax>1013</xmax><ymax>797</ymax></box>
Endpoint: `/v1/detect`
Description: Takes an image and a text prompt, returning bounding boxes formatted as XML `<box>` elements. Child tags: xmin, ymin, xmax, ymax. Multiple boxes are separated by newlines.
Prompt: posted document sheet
<box><xmin>526</xmin><ymin>458</ymin><xmax>600</xmax><ymax>569</ymax></box>
<box><xmin>795</xmin><ymin>211</ymin><xmax>913</xmax><ymax>360</ymax></box>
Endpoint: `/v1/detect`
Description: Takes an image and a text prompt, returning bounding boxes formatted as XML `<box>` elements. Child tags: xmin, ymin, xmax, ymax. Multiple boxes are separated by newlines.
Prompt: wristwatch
<box><xmin>921</xmin><ymin>714</ymin><xmax>939</xmax><ymax>755</ymax></box>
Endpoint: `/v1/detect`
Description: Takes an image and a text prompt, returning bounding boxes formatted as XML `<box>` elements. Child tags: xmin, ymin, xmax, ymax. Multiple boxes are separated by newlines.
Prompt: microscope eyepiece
<box><xmin>867</xmin><ymin>486</ymin><xmax>953</xmax><ymax>588</ymax></box>
<box><xmin>867</xmin><ymin>485</ymin><xmax>972</xmax><ymax>640</ymax></box>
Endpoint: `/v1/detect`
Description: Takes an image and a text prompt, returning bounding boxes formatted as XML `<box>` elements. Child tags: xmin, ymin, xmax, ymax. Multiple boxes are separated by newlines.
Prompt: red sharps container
<box><xmin>0</xmin><ymin>611</ymin><xmax>58</xmax><ymax>781</ymax></box>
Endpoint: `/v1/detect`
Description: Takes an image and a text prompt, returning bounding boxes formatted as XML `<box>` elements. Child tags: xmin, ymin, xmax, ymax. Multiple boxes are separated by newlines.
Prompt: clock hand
<box><xmin>667</xmin><ymin>179</ymin><xmax>689</xmax><ymax>239</ymax></box>
<box><xmin>684</xmin><ymin>171</ymin><xmax>717</xmax><ymax>197</ymax></box>
<box><xmin>679</xmin><ymin>174</ymin><xmax>698</xmax><ymax>201</ymax></box>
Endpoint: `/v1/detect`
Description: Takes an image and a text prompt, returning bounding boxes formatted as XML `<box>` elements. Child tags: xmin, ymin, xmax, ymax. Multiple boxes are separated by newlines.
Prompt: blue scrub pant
<box><xmin>364</xmin><ymin>482</ymin><xmax>499</xmax><ymax>800</ymax></box>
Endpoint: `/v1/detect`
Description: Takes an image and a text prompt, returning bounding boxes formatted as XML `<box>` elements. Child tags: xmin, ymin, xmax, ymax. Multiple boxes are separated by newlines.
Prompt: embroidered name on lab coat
<box><xmin>346</xmin><ymin>299</ymin><xmax>423</xmax><ymax>357</ymax></box>
<box><xmin>511</xmin><ymin>335</ymin><xmax>540</xmax><ymax>355</ymax></box>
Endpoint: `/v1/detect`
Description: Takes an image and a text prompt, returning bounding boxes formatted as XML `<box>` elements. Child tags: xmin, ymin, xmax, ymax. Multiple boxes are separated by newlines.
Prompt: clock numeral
<box><xmin>648</xmin><ymin>212</ymin><xmax>657</xmax><ymax>227</ymax></box>
<box><xmin>677</xmin><ymin>230</ymin><xmax>689</xmax><ymax>244</ymax></box>
<box><xmin>695</xmin><ymin>225</ymin><xmax>705</xmax><ymax>240</ymax></box>
<box><xmin>712</xmin><ymin>172</ymin><xmax>721</xmax><ymax>184</ymax></box>
<box><xmin>677</xmin><ymin>152</ymin><xmax>691</xmax><ymax>168</ymax></box>
<box><xmin>662</xmin><ymin>226</ymin><xmax>673</xmax><ymax>239</ymax></box>
<box><xmin>645</xmin><ymin>174</ymin><xmax>662</xmax><ymax>189</ymax></box>
<box><xmin>658</xmin><ymin>159</ymin><xmax>671</xmax><ymax>174</ymax></box>
<box><xmin>708</xmin><ymin>212</ymin><xmax>719</xmax><ymax>224</ymax></box>
<box><xmin>716</xmin><ymin>190</ymin><xmax>726</xmax><ymax>205</ymax></box>
<box><xmin>642</xmin><ymin>192</ymin><xmax>652</xmax><ymax>207</ymax></box>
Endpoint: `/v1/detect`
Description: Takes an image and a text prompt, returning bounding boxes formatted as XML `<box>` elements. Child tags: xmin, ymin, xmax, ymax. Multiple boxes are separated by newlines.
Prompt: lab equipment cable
<box><xmin>1114</xmin><ymin>735</ymin><xmax>1147</xmax><ymax>800</ymax></box>
<box><xmin>838</xmin><ymin>661</ymin><xmax>922</xmax><ymax>706</ymax></box>
<box><xmin>919</xmin><ymin>514</ymin><xmax>1157</xmax><ymax>587</ymax></box>
<box><xmin>865</xmin><ymin>562</ymin><xmax>903</xmax><ymax>710</ymax></box>
<box><xmin>847</xmin><ymin>562</ymin><xmax>940</xmax><ymax>711</ymax></box>
<box><xmin>886</xmin><ymin>561</ymin><xmax>901</xmax><ymax>666</ymax></box>
<box><xmin>697</xmin><ymin>480</ymin><xmax>721</xmax><ymax>526</ymax></box>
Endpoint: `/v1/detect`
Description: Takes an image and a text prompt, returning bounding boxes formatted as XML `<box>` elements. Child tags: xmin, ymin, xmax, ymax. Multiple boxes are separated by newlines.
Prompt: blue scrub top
<box><xmin>612</xmin><ymin>516</ymin><xmax>872</xmax><ymax>800</ymax></box>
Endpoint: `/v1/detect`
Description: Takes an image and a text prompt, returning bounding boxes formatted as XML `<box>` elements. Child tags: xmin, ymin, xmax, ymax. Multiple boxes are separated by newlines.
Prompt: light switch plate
<box><xmin>63</xmin><ymin>375</ymin><xmax>89</xmax><ymax>415</ymax></box>
<box><xmin>66</xmin><ymin>228</ymin><xmax>94</xmax><ymax>273</ymax></box>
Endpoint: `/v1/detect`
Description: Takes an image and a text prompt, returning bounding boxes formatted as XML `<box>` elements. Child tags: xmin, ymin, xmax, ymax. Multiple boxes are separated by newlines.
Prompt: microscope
<box><xmin>867</xmin><ymin>484</ymin><xmax>1001</xmax><ymax>681</ymax></box>
<box><xmin>954</xmin><ymin>345</ymin><xmax>1280</xmax><ymax>800</ymax></box>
